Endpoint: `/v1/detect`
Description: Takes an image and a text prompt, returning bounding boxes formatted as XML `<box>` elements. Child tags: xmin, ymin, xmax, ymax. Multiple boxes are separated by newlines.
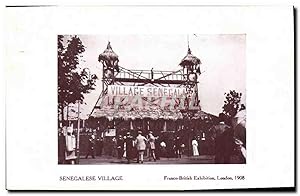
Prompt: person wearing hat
<box><xmin>192</xmin><ymin>137</ymin><xmax>199</xmax><ymax>156</ymax></box>
<box><xmin>148</xmin><ymin>131</ymin><xmax>157</xmax><ymax>161</ymax></box>
<box><xmin>135</xmin><ymin>130</ymin><xmax>147</xmax><ymax>164</ymax></box>
<box><xmin>116</xmin><ymin>135</ymin><xmax>124</xmax><ymax>159</ymax></box>
<box><xmin>174</xmin><ymin>136</ymin><xmax>183</xmax><ymax>158</ymax></box>
<box><xmin>212</xmin><ymin>113</ymin><xmax>235</xmax><ymax>164</ymax></box>
<box><xmin>85</xmin><ymin>134</ymin><xmax>96</xmax><ymax>159</ymax></box>
<box><xmin>124</xmin><ymin>131</ymin><xmax>134</xmax><ymax>163</ymax></box>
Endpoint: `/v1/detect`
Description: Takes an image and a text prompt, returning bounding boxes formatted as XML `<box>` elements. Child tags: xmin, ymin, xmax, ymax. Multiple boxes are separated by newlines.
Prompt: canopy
<box><xmin>179</xmin><ymin>47</ymin><xmax>201</xmax><ymax>67</ymax></box>
<box><xmin>98</xmin><ymin>42</ymin><xmax>119</xmax><ymax>67</ymax></box>
<box><xmin>89</xmin><ymin>95</ymin><xmax>216</xmax><ymax>122</ymax></box>
<box><xmin>90</xmin><ymin>103</ymin><xmax>183</xmax><ymax>121</ymax></box>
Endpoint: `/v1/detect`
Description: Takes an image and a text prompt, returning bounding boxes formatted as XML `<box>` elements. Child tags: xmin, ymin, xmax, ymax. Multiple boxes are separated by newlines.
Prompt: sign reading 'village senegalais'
<box><xmin>108</xmin><ymin>85</ymin><xmax>191</xmax><ymax>98</ymax></box>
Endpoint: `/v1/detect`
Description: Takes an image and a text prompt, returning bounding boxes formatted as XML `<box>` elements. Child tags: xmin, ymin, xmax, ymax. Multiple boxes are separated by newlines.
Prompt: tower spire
<box><xmin>187</xmin><ymin>34</ymin><xmax>190</xmax><ymax>50</ymax></box>
<box><xmin>187</xmin><ymin>35</ymin><xmax>192</xmax><ymax>54</ymax></box>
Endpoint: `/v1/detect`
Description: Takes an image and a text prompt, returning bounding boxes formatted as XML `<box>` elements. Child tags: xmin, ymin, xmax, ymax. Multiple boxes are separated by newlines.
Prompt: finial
<box><xmin>187</xmin><ymin>34</ymin><xmax>190</xmax><ymax>50</ymax></box>
<box><xmin>107</xmin><ymin>41</ymin><xmax>112</xmax><ymax>50</ymax></box>
<box><xmin>187</xmin><ymin>34</ymin><xmax>192</xmax><ymax>54</ymax></box>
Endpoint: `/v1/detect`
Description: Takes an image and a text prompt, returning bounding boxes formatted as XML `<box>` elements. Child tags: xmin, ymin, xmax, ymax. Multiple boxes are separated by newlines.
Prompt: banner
<box><xmin>107</xmin><ymin>85</ymin><xmax>189</xmax><ymax>98</ymax></box>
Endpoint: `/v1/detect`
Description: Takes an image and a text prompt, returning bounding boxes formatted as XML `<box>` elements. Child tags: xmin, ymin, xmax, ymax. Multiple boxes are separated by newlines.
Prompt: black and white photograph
<box><xmin>58</xmin><ymin>34</ymin><xmax>246</xmax><ymax>165</ymax></box>
<box><xmin>5</xmin><ymin>5</ymin><xmax>294</xmax><ymax>191</ymax></box>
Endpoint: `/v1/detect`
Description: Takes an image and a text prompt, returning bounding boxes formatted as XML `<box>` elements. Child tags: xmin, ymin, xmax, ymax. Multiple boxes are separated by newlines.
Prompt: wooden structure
<box><xmin>88</xmin><ymin>41</ymin><xmax>216</xmax><ymax>140</ymax></box>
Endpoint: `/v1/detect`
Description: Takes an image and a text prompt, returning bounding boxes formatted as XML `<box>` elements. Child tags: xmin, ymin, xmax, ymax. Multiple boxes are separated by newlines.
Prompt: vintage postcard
<box><xmin>5</xmin><ymin>6</ymin><xmax>294</xmax><ymax>191</ymax></box>
<box><xmin>57</xmin><ymin>34</ymin><xmax>246</xmax><ymax>166</ymax></box>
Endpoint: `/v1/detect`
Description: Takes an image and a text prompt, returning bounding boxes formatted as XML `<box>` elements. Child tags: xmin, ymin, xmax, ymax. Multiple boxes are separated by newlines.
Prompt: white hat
<box><xmin>67</xmin><ymin>127</ymin><xmax>73</xmax><ymax>134</ymax></box>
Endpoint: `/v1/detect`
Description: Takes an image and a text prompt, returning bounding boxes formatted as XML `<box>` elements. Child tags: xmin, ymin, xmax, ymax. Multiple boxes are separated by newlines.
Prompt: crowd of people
<box><xmin>84</xmin><ymin>130</ymin><xmax>190</xmax><ymax>163</ymax></box>
<box><xmin>59</xmin><ymin>112</ymin><xmax>246</xmax><ymax>164</ymax></box>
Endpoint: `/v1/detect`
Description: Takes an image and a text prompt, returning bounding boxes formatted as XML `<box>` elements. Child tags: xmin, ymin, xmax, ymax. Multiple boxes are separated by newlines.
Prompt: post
<box><xmin>130</xmin><ymin>120</ymin><xmax>133</xmax><ymax>130</ymax></box>
<box><xmin>163</xmin><ymin>121</ymin><xmax>167</xmax><ymax>132</ymax></box>
<box><xmin>76</xmin><ymin>100</ymin><xmax>80</xmax><ymax>164</ymax></box>
<box><xmin>67</xmin><ymin>104</ymin><xmax>71</xmax><ymax>126</ymax></box>
<box><xmin>147</xmin><ymin>121</ymin><xmax>150</xmax><ymax>131</ymax></box>
<box><xmin>188</xmin><ymin>122</ymin><xmax>191</xmax><ymax>157</ymax></box>
<box><xmin>186</xmin><ymin>97</ymin><xmax>192</xmax><ymax>157</ymax></box>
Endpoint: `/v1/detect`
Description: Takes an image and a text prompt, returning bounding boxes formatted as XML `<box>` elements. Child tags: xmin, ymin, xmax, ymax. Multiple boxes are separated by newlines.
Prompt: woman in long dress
<box><xmin>192</xmin><ymin>138</ymin><xmax>199</xmax><ymax>156</ymax></box>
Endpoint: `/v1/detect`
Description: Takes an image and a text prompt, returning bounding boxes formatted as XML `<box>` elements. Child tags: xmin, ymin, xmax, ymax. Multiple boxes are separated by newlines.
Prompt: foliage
<box><xmin>58</xmin><ymin>35</ymin><xmax>98</xmax><ymax>120</ymax></box>
<box><xmin>221</xmin><ymin>90</ymin><xmax>245</xmax><ymax>123</ymax></box>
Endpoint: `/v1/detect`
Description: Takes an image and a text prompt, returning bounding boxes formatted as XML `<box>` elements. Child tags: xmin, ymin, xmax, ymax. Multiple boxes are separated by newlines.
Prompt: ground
<box><xmin>78</xmin><ymin>155</ymin><xmax>216</xmax><ymax>164</ymax></box>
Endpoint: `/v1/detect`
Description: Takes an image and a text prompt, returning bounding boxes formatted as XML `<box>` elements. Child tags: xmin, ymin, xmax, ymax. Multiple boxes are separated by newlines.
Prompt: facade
<box><xmin>86</xmin><ymin>42</ymin><xmax>218</xmax><ymax>156</ymax></box>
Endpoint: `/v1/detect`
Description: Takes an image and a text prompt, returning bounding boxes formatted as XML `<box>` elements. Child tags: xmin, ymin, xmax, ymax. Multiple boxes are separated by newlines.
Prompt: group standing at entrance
<box><xmin>82</xmin><ymin>112</ymin><xmax>245</xmax><ymax>164</ymax></box>
<box><xmin>122</xmin><ymin>130</ymin><xmax>158</xmax><ymax>164</ymax></box>
<box><xmin>84</xmin><ymin>130</ymin><xmax>202</xmax><ymax>163</ymax></box>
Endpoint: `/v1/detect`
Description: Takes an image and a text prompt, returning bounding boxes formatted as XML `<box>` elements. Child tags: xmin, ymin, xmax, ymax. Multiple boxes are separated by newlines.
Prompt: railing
<box><xmin>117</xmin><ymin>66</ymin><xmax>185</xmax><ymax>81</ymax></box>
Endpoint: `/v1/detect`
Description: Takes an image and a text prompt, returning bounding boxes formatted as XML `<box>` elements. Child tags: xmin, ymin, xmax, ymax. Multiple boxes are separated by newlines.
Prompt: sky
<box><xmin>66</xmin><ymin>34</ymin><xmax>246</xmax><ymax>119</ymax></box>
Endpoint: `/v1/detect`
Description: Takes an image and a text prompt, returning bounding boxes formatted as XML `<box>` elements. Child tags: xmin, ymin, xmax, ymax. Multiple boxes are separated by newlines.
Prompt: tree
<box><xmin>58</xmin><ymin>35</ymin><xmax>98</xmax><ymax>125</ymax></box>
<box><xmin>221</xmin><ymin>90</ymin><xmax>245</xmax><ymax>125</ymax></box>
<box><xmin>58</xmin><ymin>35</ymin><xmax>68</xmax><ymax>122</ymax></box>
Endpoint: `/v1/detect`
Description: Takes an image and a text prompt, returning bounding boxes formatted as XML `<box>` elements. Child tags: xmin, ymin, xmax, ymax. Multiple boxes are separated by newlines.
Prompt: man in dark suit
<box><xmin>116</xmin><ymin>135</ymin><xmax>124</xmax><ymax>159</ymax></box>
<box><xmin>213</xmin><ymin>114</ymin><xmax>235</xmax><ymax>164</ymax></box>
<box><xmin>85</xmin><ymin>135</ymin><xmax>96</xmax><ymax>159</ymax></box>
<box><xmin>124</xmin><ymin>132</ymin><xmax>134</xmax><ymax>163</ymax></box>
